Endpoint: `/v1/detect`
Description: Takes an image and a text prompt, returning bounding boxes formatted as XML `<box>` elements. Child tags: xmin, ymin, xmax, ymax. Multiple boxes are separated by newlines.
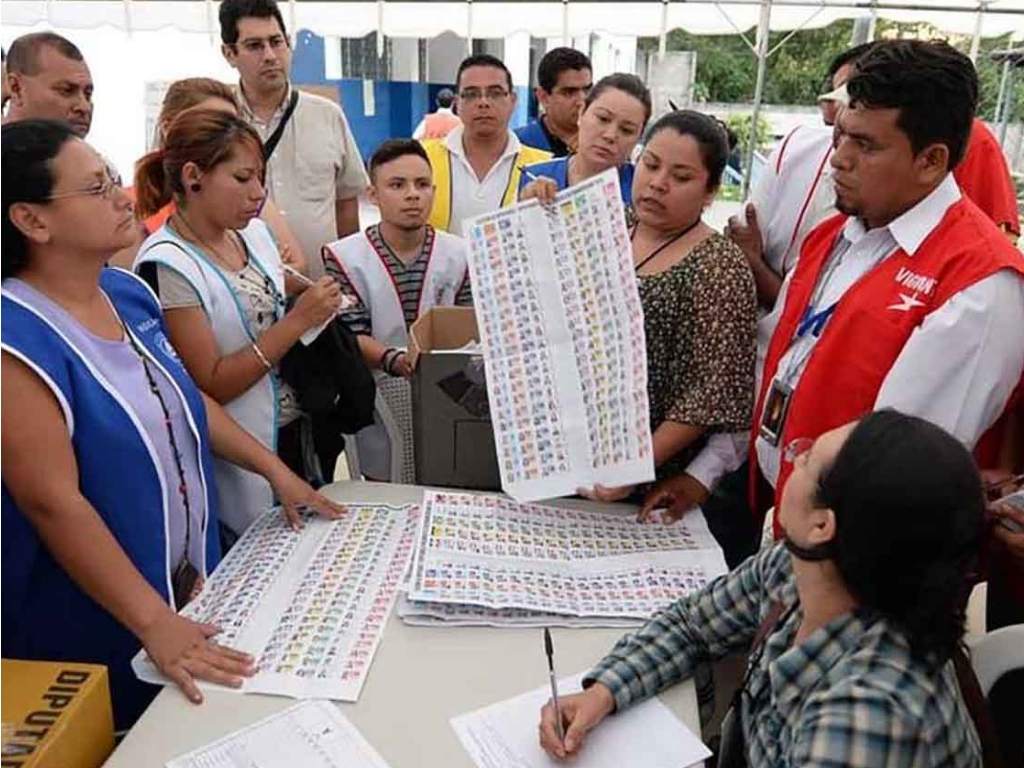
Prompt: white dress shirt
<box><xmin>444</xmin><ymin>124</ymin><xmax>523</xmax><ymax>236</ymax></box>
<box><xmin>687</xmin><ymin>173</ymin><xmax>1024</xmax><ymax>491</ymax></box>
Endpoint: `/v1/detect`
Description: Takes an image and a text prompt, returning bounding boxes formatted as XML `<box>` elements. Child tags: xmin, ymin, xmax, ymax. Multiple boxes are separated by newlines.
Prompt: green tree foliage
<box><xmin>641</xmin><ymin>18</ymin><xmax>1022</xmax><ymax>121</ymax></box>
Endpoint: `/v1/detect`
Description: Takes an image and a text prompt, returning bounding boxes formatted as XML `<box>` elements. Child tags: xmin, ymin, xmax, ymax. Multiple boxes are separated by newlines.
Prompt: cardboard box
<box><xmin>1</xmin><ymin>659</ymin><xmax>114</xmax><ymax>768</ymax></box>
<box><xmin>408</xmin><ymin>307</ymin><xmax>501</xmax><ymax>490</ymax></box>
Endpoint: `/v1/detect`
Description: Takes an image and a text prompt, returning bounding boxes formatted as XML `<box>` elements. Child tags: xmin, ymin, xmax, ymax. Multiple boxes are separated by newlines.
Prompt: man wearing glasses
<box><xmin>220</xmin><ymin>0</ymin><xmax>368</xmax><ymax>278</ymax></box>
<box><xmin>515</xmin><ymin>47</ymin><xmax>593</xmax><ymax>157</ymax></box>
<box><xmin>421</xmin><ymin>54</ymin><xmax>551</xmax><ymax>235</ymax></box>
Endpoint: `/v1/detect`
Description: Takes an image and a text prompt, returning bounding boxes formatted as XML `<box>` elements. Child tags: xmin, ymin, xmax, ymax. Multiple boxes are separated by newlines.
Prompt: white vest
<box><xmin>322</xmin><ymin>226</ymin><xmax>469</xmax><ymax>478</ymax></box>
<box><xmin>134</xmin><ymin>219</ymin><xmax>284</xmax><ymax>534</ymax></box>
<box><xmin>757</xmin><ymin>125</ymin><xmax>836</xmax><ymax>277</ymax></box>
<box><xmin>323</xmin><ymin>226</ymin><xmax>469</xmax><ymax>347</ymax></box>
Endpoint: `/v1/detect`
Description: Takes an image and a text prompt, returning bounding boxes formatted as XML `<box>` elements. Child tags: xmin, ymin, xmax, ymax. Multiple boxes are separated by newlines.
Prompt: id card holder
<box><xmin>172</xmin><ymin>557</ymin><xmax>200</xmax><ymax>609</ymax></box>
<box><xmin>759</xmin><ymin>379</ymin><xmax>793</xmax><ymax>447</ymax></box>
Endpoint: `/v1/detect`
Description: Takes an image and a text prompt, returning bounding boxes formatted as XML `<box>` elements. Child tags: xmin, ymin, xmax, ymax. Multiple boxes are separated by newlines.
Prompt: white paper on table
<box><xmin>408</xmin><ymin>491</ymin><xmax>728</xmax><ymax>617</ymax></box>
<box><xmin>465</xmin><ymin>169</ymin><xmax>654</xmax><ymax>502</ymax></box>
<box><xmin>134</xmin><ymin>504</ymin><xmax>420</xmax><ymax>701</ymax></box>
<box><xmin>451</xmin><ymin>672</ymin><xmax>710</xmax><ymax>768</ymax></box>
<box><xmin>165</xmin><ymin>700</ymin><xmax>390</xmax><ymax>768</ymax></box>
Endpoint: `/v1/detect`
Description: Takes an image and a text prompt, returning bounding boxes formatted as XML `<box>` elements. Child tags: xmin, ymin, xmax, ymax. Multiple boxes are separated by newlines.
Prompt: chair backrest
<box><xmin>343</xmin><ymin>373</ymin><xmax>416</xmax><ymax>484</ymax></box>
<box><xmin>967</xmin><ymin>623</ymin><xmax>1024</xmax><ymax>698</ymax></box>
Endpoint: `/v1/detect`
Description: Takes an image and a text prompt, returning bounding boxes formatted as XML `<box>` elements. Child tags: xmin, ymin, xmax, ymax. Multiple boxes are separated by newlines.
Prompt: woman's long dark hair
<box><xmin>2</xmin><ymin>119</ymin><xmax>78</xmax><ymax>280</ymax></box>
<box><xmin>816</xmin><ymin>409</ymin><xmax>985</xmax><ymax>663</ymax></box>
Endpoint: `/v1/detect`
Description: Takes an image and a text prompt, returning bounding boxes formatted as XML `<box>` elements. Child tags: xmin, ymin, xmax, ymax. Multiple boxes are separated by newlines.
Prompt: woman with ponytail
<box><xmin>133</xmin><ymin>109</ymin><xmax>344</xmax><ymax>537</ymax></box>
<box><xmin>537</xmin><ymin>409</ymin><xmax>986</xmax><ymax>767</ymax></box>
<box><xmin>2</xmin><ymin>120</ymin><xmax>343</xmax><ymax>730</ymax></box>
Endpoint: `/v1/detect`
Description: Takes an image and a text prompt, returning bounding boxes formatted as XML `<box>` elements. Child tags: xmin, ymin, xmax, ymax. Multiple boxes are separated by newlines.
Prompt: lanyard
<box><xmin>631</xmin><ymin>217</ymin><xmax>702</xmax><ymax>273</ymax></box>
<box><xmin>779</xmin><ymin>247</ymin><xmax>845</xmax><ymax>385</ymax></box>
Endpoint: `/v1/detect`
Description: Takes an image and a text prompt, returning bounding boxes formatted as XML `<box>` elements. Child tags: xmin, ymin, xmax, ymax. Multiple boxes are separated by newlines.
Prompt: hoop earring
<box><xmin>190</xmin><ymin>182</ymin><xmax>202</xmax><ymax>193</ymax></box>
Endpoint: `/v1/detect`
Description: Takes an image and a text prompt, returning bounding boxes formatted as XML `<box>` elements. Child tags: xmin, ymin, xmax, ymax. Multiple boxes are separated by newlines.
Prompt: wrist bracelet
<box><xmin>252</xmin><ymin>341</ymin><xmax>273</xmax><ymax>371</ymax></box>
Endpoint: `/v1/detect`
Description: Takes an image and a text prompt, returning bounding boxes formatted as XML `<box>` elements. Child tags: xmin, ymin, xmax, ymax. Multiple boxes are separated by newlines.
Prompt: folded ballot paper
<box><xmin>451</xmin><ymin>673</ymin><xmax>710</xmax><ymax>768</ymax></box>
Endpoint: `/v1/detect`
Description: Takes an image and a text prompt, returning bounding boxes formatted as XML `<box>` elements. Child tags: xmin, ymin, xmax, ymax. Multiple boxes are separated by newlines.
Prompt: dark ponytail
<box><xmin>2</xmin><ymin>120</ymin><xmax>78</xmax><ymax>280</ymax></box>
<box><xmin>816</xmin><ymin>409</ymin><xmax>985</xmax><ymax>663</ymax></box>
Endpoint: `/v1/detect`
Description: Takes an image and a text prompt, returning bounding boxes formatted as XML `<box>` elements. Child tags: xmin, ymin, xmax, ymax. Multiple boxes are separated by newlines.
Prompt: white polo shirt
<box><xmin>236</xmin><ymin>84</ymin><xmax>369</xmax><ymax>278</ymax></box>
<box><xmin>444</xmin><ymin>124</ymin><xmax>523</xmax><ymax>236</ymax></box>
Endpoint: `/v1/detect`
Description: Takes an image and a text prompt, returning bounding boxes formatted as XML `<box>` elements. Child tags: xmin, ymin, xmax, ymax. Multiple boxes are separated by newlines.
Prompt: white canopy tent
<box><xmin>3</xmin><ymin>0</ymin><xmax>1020</xmax><ymax>185</ymax></box>
<box><xmin>3</xmin><ymin>0</ymin><xmax>1022</xmax><ymax>39</ymax></box>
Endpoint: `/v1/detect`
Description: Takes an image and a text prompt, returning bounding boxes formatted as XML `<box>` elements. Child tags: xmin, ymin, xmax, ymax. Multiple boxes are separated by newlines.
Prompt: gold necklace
<box><xmin>174</xmin><ymin>211</ymin><xmax>242</xmax><ymax>270</ymax></box>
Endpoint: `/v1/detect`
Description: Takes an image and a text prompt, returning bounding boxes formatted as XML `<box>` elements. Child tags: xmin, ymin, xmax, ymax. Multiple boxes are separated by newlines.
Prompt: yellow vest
<box><xmin>421</xmin><ymin>138</ymin><xmax>552</xmax><ymax>232</ymax></box>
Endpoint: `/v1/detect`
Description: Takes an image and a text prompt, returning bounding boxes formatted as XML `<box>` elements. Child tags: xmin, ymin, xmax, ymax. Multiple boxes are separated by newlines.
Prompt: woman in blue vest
<box><xmin>1</xmin><ymin>120</ymin><xmax>345</xmax><ymax>730</ymax></box>
<box><xmin>518</xmin><ymin>73</ymin><xmax>651</xmax><ymax>208</ymax></box>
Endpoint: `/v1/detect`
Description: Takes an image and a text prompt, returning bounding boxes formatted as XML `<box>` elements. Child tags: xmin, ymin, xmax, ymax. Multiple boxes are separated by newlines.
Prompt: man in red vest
<box><xmin>749</xmin><ymin>40</ymin><xmax>1024</xmax><ymax>531</ymax></box>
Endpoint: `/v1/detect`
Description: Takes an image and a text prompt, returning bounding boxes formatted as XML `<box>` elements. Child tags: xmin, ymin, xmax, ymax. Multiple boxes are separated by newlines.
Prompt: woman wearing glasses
<box><xmin>1</xmin><ymin>120</ymin><xmax>343</xmax><ymax>729</ymax></box>
<box><xmin>133</xmin><ymin>109</ymin><xmax>343</xmax><ymax>537</ymax></box>
<box><xmin>519</xmin><ymin>74</ymin><xmax>651</xmax><ymax>209</ymax></box>
<box><xmin>541</xmin><ymin>411</ymin><xmax>985</xmax><ymax>767</ymax></box>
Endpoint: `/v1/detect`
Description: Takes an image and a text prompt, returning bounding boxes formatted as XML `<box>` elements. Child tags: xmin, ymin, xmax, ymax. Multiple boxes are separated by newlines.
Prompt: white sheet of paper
<box><xmin>165</xmin><ymin>700</ymin><xmax>390</xmax><ymax>768</ymax></box>
<box><xmin>465</xmin><ymin>169</ymin><xmax>654</xmax><ymax>502</ymax></box>
<box><xmin>451</xmin><ymin>673</ymin><xmax>710</xmax><ymax>768</ymax></box>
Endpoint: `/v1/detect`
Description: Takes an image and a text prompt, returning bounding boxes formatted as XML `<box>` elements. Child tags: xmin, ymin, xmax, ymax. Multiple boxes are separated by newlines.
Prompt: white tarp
<box><xmin>2</xmin><ymin>0</ymin><xmax>1023</xmax><ymax>39</ymax></box>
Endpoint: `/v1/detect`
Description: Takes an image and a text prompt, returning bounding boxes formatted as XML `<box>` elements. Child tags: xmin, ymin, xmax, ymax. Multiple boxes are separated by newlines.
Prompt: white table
<box><xmin>104</xmin><ymin>482</ymin><xmax>701</xmax><ymax>767</ymax></box>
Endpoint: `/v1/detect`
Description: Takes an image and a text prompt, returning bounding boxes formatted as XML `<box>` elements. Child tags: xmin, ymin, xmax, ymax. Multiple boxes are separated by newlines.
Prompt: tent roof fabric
<box><xmin>3</xmin><ymin>0</ymin><xmax>1022</xmax><ymax>38</ymax></box>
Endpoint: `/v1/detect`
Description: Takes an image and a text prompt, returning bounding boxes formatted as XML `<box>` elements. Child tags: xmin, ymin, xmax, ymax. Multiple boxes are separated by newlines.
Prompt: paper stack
<box><xmin>400</xmin><ymin>491</ymin><xmax>728</xmax><ymax>628</ymax></box>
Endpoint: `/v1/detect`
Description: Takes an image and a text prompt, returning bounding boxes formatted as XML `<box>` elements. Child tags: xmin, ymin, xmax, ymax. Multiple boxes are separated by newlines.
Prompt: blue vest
<box><xmin>1</xmin><ymin>268</ymin><xmax>221</xmax><ymax>730</ymax></box>
<box><xmin>518</xmin><ymin>157</ymin><xmax>636</xmax><ymax>205</ymax></box>
<box><xmin>514</xmin><ymin>119</ymin><xmax>555</xmax><ymax>154</ymax></box>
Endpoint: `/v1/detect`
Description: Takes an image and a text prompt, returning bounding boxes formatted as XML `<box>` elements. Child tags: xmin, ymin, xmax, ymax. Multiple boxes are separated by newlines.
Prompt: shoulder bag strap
<box><xmin>263</xmin><ymin>90</ymin><xmax>300</xmax><ymax>162</ymax></box>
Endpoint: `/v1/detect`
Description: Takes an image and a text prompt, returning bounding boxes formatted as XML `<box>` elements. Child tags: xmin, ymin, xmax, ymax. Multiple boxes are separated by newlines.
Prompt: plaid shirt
<box><xmin>586</xmin><ymin>544</ymin><xmax>981</xmax><ymax>767</ymax></box>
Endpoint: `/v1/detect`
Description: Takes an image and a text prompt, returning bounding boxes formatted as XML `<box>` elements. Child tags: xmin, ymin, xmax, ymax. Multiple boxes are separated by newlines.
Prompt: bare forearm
<box><xmin>749</xmin><ymin>258</ymin><xmax>783</xmax><ymax>307</ymax></box>
<box><xmin>652</xmin><ymin>421</ymin><xmax>706</xmax><ymax>467</ymax></box>
<box><xmin>357</xmin><ymin>334</ymin><xmax>388</xmax><ymax>369</ymax></box>
<box><xmin>201</xmin><ymin>313</ymin><xmax>307</xmax><ymax>404</ymax></box>
<box><xmin>335</xmin><ymin>197</ymin><xmax>360</xmax><ymax>239</ymax></box>
<box><xmin>22</xmin><ymin>492</ymin><xmax>173</xmax><ymax>637</ymax></box>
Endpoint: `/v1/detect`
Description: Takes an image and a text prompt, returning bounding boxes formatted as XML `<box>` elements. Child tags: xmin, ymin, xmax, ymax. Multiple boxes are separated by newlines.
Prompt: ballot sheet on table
<box><xmin>165</xmin><ymin>700</ymin><xmax>390</xmax><ymax>768</ymax></box>
<box><xmin>134</xmin><ymin>504</ymin><xmax>419</xmax><ymax>701</ymax></box>
<box><xmin>408</xmin><ymin>491</ymin><xmax>727</xmax><ymax>618</ymax></box>
<box><xmin>451</xmin><ymin>672</ymin><xmax>710</xmax><ymax>768</ymax></box>
<box><xmin>465</xmin><ymin>168</ymin><xmax>653</xmax><ymax>502</ymax></box>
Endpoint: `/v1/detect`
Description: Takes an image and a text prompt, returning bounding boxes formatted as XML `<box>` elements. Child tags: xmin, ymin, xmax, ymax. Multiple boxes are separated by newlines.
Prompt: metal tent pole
<box><xmin>742</xmin><ymin>0</ymin><xmax>772</xmax><ymax>199</ymax></box>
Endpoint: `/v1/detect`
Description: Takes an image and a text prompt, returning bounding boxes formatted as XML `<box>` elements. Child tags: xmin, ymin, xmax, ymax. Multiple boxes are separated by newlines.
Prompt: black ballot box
<box><xmin>408</xmin><ymin>307</ymin><xmax>501</xmax><ymax>490</ymax></box>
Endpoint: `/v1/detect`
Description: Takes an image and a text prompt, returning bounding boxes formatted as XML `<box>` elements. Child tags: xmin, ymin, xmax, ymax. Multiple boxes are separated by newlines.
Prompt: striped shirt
<box><xmin>326</xmin><ymin>224</ymin><xmax>472</xmax><ymax>336</ymax></box>
<box><xmin>586</xmin><ymin>544</ymin><xmax>982</xmax><ymax>767</ymax></box>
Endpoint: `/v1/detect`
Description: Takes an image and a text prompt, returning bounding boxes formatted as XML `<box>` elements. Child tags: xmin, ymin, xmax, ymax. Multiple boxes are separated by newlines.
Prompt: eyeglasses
<box><xmin>783</xmin><ymin>437</ymin><xmax>814</xmax><ymax>464</ymax></box>
<box><xmin>459</xmin><ymin>87</ymin><xmax>510</xmax><ymax>103</ymax></box>
<box><xmin>47</xmin><ymin>171</ymin><xmax>121</xmax><ymax>202</ymax></box>
<box><xmin>235</xmin><ymin>36</ymin><xmax>289</xmax><ymax>55</ymax></box>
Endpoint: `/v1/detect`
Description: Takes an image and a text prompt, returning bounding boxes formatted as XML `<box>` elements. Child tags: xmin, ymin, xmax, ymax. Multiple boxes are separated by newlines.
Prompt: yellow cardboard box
<box><xmin>1</xmin><ymin>659</ymin><xmax>114</xmax><ymax>768</ymax></box>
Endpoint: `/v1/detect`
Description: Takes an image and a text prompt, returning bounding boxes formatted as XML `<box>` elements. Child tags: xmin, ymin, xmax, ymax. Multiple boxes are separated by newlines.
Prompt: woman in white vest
<box><xmin>324</xmin><ymin>139</ymin><xmax>472</xmax><ymax>480</ymax></box>
<box><xmin>133</xmin><ymin>109</ymin><xmax>344</xmax><ymax>535</ymax></box>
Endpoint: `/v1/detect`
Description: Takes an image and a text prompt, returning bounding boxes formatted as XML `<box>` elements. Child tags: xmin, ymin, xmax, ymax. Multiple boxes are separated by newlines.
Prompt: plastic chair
<box><xmin>343</xmin><ymin>372</ymin><xmax>416</xmax><ymax>484</ymax></box>
<box><xmin>966</xmin><ymin>623</ymin><xmax>1024</xmax><ymax>697</ymax></box>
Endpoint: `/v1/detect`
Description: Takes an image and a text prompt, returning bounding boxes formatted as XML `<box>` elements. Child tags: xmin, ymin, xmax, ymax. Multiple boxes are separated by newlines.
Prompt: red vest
<box><xmin>422</xmin><ymin>111</ymin><xmax>460</xmax><ymax>140</ymax></box>
<box><xmin>750</xmin><ymin>196</ymin><xmax>1024</xmax><ymax>531</ymax></box>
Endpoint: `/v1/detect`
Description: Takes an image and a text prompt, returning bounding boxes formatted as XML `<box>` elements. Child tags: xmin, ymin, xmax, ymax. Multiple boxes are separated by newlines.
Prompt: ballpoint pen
<box><xmin>282</xmin><ymin>262</ymin><xmax>314</xmax><ymax>286</ymax></box>
<box><xmin>544</xmin><ymin>627</ymin><xmax>565</xmax><ymax>743</ymax></box>
<box><xmin>518</xmin><ymin>164</ymin><xmax>541</xmax><ymax>183</ymax></box>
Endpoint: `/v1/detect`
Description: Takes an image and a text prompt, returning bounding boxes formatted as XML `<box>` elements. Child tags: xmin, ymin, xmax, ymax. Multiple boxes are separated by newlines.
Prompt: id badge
<box><xmin>172</xmin><ymin>558</ymin><xmax>200</xmax><ymax>609</ymax></box>
<box><xmin>759</xmin><ymin>379</ymin><xmax>793</xmax><ymax>447</ymax></box>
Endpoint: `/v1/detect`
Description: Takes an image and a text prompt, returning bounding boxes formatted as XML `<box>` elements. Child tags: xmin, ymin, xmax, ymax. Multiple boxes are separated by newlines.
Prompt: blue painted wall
<box><xmin>292</xmin><ymin>30</ymin><xmax>530</xmax><ymax>163</ymax></box>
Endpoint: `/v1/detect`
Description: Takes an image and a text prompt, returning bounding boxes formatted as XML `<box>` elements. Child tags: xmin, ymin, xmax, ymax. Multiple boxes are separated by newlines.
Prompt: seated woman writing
<box><xmin>133</xmin><ymin>110</ymin><xmax>345</xmax><ymax>535</ymax></box>
<box><xmin>581</xmin><ymin>111</ymin><xmax>757</xmax><ymax>505</ymax></box>
<box><xmin>518</xmin><ymin>73</ymin><xmax>650</xmax><ymax>210</ymax></box>
<box><xmin>1</xmin><ymin>120</ymin><xmax>343</xmax><ymax>730</ymax></box>
<box><xmin>539</xmin><ymin>410</ymin><xmax>985</xmax><ymax>767</ymax></box>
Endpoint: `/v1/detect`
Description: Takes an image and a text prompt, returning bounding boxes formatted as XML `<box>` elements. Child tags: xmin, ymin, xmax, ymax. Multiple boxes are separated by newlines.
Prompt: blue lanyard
<box><xmin>796</xmin><ymin>303</ymin><xmax>837</xmax><ymax>338</ymax></box>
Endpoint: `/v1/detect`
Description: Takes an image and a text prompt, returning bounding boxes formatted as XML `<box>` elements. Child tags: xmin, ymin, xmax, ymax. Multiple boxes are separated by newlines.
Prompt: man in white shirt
<box><xmin>647</xmin><ymin>40</ymin><xmax>1024</xmax><ymax>563</ymax></box>
<box><xmin>412</xmin><ymin>88</ymin><xmax>459</xmax><ymax>140</ymax></box>
<box><xmin>220</xmin><ymin>0</ymin><xmax>369</xmax><ymax>278</ymax></box>
<box><xmin>420</xmin><ymin>54</ymin><xmax>551</xmax><ymax>236</ymax></box>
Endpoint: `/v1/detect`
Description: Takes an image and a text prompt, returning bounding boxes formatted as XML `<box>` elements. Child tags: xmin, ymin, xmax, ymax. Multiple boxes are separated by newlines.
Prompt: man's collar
<box><xmin>842</xmin><ymin>173</ymin><xmax>961</xmax><ymax>256</ymax></box>
<box><xmin>235</xmin><ymin>80</ymin><xmax>292</xmax><ymax>122</ymax></box>
<box><xmin>446</xmin><ymin>124</ymin><xmax>521</xmax><ymax>161</ymax></box>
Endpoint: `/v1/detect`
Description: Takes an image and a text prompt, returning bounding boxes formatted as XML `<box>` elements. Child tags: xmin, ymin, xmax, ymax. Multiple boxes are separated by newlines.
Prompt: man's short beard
<box><xmin>834</xmin><ymin>195</ymin><xmax>859</xmax><ymax>218</ymax></box>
